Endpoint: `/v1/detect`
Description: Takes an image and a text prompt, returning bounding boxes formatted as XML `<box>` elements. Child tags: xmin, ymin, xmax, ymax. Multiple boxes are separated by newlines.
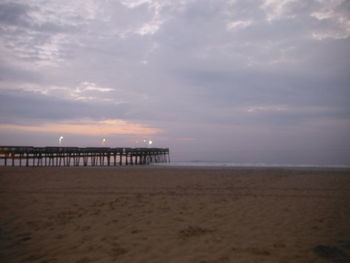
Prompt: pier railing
<box><xmin>0</xmin><ymin>146</ymin><xmax>170</xmax><ymax>167</ymax></box>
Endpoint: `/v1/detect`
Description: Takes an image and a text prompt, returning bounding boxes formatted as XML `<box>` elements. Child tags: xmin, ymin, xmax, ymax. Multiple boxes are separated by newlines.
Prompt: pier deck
<box><xmin>0</xmin><ymin>146</ymin><xmax>169</xmax><ymax>167</ymax></box>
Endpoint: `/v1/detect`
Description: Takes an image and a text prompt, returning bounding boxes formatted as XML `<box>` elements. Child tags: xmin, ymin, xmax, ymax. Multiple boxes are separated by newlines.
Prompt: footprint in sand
<box><xmin>273</xmin><ymin>242</ymin><xmax>286</xmax><ymax>248</ymax></box>
<box><xmin>338</xmin><ymin>240</ymin><xmax>350</xmax><ymax>250</ymax></box>
<box><xmin>75</xmin><ymin>257</ymin><xmax>92</xmax><ymax>263</ymax></box>
<box><xmin>231</xmin><ymin>247</ymin><xmax>271</xmax><ymax>257</ymax></box>
<box><xmin>109</xmin><ymin>245</ymin><xmax>128</xmax><ymax>261</ymax></box>
<box><xmin>249</xmin><ymin>248</ymin><xmax>271</xmax><ymax>256</ymax></box>
<box><xmin>17</xmin><ymin>233</ymin><xmax>32</xmax><ymax>242</ymax></box>
<box><xmin>80</xmin><ymin>226</ymin><xmax>91</xmax><ymax>232</ymax></box>
<box><xmin>131</xmin><ymin>229</ymin><xmax>141</xmax><ymax>234</ymax></box>
<box><xmin>178</xmin><ymin>226</ymin><xmax>213</xmax><ymax>239</ymax></box>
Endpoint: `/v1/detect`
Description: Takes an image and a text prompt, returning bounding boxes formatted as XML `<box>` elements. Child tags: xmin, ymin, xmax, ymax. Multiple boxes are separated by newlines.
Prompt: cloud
<box><xmin>71</xmin><ymin>82</ymin><xmax>113</xmax><ymax>102</ymax></box>
<box><xmin>260</xmin><ymin>0</ymin><xmax>350</xmax><ymax>40</ymax></box>
<box><xmin>261</xmin><ymin>0</ymin><xmax>300</xmax><ymax>21</ymax></box>
<box><xmin>226</xmin><ymin>20</ymin><xmax>252</xmax><ymax>31</ymax></box>
<box><xmin>0</xmin><ymin>2</ymin><xmax>30</xmax><ymax>26</ymax></box>
<box><xmin>0</xmin><ymin>88</ymin><xmax>130</xmax><ymax>123</ymax></box>
<box><xmin>121</xmin><ymin>0</ymin><xmax>152</xmax><ymax>9</ymax></box>
<box><xmin>136</xmin><ymin>19</ymin><xmax>163</xmax><ymax>35</ymax></box>
<box><xmin>310</xmin><ymin>0</ymin><xmax>350</xmax><ymax>40</ymax></box>
<box><xmin>0</xmin><ymin>119</ymin><xmax>161</xmax><ymax>136</ymax></box>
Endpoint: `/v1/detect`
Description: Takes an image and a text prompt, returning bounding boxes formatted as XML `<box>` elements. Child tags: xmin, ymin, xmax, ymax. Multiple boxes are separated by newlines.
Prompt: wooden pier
<box><xmin>0</xmin><ymin>146</ymin><xmax>169</xmax><ymax>167</ymax></box>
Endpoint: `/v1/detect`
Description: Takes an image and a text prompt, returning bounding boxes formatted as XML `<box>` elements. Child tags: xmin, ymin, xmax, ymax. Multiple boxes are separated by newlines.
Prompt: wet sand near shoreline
<box><xmin>0</xmin><ymin>167</ymin><xmax>350</xmax><ymax>263</ymax></box>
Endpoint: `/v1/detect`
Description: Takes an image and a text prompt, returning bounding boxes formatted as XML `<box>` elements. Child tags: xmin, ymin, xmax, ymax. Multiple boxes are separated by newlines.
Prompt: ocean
<box><xmin>152</xmin><ymin>161</ymin><xmax>350</xmax><ymax>168</ymax></box>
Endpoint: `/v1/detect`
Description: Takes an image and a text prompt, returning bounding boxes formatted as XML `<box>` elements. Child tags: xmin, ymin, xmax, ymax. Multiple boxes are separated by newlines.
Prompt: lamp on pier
<box><xmin>58</xmin><ymin>136</ymin><xmax>64</xmax><ymax>146</ymax></box>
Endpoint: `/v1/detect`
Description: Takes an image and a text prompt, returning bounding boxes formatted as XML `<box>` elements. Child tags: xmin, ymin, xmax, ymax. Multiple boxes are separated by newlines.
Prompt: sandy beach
<box><xmin>0</xmin><ymin>166</ymin><xmax>349</xmax><ymax>263</ymax></box>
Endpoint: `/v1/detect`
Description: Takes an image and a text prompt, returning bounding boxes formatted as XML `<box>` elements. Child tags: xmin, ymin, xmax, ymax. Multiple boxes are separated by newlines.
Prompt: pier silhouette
<box><xmin>0</xmin><ymin>146</ymin><xmax>169</xmax><ymax>167</ymax></box>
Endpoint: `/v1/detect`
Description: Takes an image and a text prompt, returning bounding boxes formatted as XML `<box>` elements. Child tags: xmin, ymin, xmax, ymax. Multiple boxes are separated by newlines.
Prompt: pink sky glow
<box><xmin>0</xmin><ymin>119</ymin><xmax>161</xmax><ymax>136</ymax></box>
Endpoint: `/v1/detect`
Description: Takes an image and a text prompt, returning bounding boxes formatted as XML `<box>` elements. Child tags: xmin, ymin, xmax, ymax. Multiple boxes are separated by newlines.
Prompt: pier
<box><xmin>0</xmin><ymin>146</ymin><xmax>169</xmax><ymax>167</ymax></box>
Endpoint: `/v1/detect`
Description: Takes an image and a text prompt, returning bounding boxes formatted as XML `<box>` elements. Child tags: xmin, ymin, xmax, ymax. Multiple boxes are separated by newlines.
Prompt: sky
<box><xmin>0</xmin><ymin>0</ymin><xmax>349</xmax><ymax>165</ymax></box>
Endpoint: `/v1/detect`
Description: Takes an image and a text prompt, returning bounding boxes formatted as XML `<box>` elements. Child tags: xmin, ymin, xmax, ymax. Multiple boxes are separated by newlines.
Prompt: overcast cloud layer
<box><xmin>0</xmin><ymin>0</ymin><xmax>349</xmax><ymax>164</ymax></box>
